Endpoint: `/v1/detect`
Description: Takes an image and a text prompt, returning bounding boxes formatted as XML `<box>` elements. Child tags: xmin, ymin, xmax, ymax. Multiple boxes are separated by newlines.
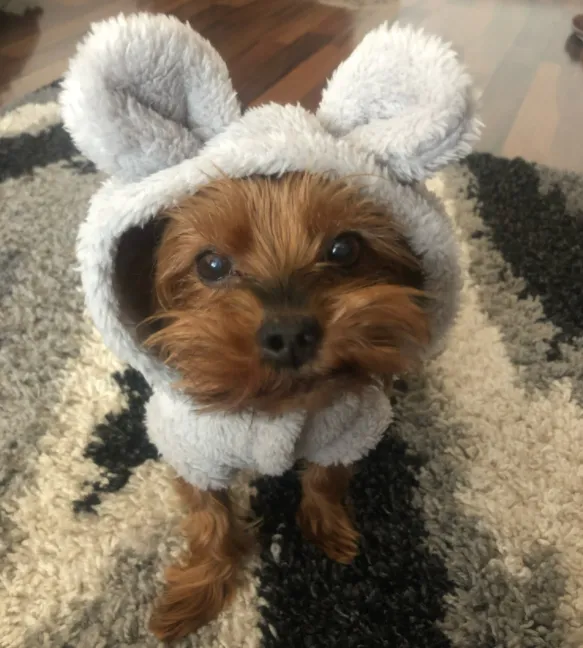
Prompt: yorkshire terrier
<box><xmin>61</xmin><ymin>9</ymin><xmax>479</xmax><ymax>643</ymax></box>
<box><xmin>145</xmin><ymin>172</ymin><xmax>430</xmax><ymax>641</ymax></box>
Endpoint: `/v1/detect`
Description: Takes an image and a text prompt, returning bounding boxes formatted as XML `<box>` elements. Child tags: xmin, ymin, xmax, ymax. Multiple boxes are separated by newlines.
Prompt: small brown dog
<box><xmin>62</xmin><ymin>13</ymin><xmax>479</xmax><ymax>645</ymax></box>
<box><xmin>145</xmin><ymin>172</ymin><xmax>430</xmax><ymax>641</ymax></box>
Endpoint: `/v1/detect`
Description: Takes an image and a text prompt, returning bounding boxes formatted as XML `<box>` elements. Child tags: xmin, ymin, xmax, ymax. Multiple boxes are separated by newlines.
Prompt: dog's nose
<box><xmin>258</xmin><ymin>315</ymin><xmax>322</xmax><ymax>369</ymax></box>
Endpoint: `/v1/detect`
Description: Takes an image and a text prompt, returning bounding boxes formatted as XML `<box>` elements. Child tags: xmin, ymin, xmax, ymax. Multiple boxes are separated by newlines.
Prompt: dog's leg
<box><xmin>150</xmin><ymin>479</ymin><xmax>254</xmax><ymax>642</ymax></box>
<box><xmin>296</xmin><ymin>462</ymin><xmax>359</xmax><ymax>564</ymax></box>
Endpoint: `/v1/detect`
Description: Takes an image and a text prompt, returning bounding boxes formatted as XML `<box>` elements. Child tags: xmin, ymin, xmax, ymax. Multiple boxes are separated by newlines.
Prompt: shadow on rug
<box><xmin>0</xmin><ymin>85</ymin><xmax>582</xmax><ymax>648</ymax></box>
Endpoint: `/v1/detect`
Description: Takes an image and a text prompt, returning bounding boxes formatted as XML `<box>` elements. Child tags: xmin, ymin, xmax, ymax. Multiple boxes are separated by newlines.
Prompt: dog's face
<box><xmin>146</xmin><ymin>172</ymin><xmax>430</xmax><ymax>413</ymax></box>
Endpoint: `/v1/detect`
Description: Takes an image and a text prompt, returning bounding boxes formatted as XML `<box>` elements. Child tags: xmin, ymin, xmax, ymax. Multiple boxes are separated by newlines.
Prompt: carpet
<box><xmin>1</xmin><ymin>84</ymin><xmax>583</xmax><ymax>648</ymax></box>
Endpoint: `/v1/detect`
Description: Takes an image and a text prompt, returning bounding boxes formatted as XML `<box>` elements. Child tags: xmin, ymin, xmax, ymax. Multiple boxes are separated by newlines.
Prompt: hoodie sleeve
<box><xmin>296</xmin><ymin>385</ymin><xmax>394</xmax><ymax>467</ymax></box>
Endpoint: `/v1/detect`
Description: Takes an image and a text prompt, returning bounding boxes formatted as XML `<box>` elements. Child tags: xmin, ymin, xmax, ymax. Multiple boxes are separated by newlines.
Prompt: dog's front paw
<box><xmin>297</xmin><ymin>499</ymin><xmax>359</xmax><ymax>564</ymax></box>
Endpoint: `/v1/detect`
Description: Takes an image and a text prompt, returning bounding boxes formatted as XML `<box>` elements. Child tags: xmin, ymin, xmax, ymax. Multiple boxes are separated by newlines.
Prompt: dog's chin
<box><xmin>187</xmin><ymin>362</ymin><xmax>378</xmax><ymax>416</ymax></box>
<box><xmin>257</xmin><ymin>370</ymin><xmax>370</xmax><ymax>415</ymax></box>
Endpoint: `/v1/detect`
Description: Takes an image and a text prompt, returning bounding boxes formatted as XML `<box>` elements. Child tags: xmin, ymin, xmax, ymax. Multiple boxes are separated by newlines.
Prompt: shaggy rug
<box><xmin>1</xmin><ymin>84</ymin><xmax>583</xmax><ymax>648</ymax></box>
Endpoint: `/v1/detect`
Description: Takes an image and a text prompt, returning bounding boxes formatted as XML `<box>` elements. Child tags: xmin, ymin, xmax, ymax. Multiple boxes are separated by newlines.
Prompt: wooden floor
<box><xmin>1</xmin><ymin>0</ymin><xmax>583</xmax><ymax>172</ymax></box>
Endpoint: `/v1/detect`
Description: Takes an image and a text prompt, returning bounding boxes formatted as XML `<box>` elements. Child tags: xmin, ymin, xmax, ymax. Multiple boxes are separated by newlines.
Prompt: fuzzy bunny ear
<box><xmin>60</xmin><ymin>13</ymin><xmax>240</xmax><ymax>182</ymax></box>
<box><xmin>317</xmin><ymin>23</ymin><xmax>482</xmax><ymax>182</ymax></box>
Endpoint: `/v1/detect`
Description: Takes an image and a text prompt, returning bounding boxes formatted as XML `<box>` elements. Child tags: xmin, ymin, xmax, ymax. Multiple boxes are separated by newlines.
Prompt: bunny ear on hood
<box><xmin>317</xmin><ymin>22</ymin><xmax>482</xmax><ymax>183</ymax></box>
<box><xmin>60</xmin><ymin>13</ymin><xmax>246</xmax><ymax>389</ymax></box>
<box><xmin>60</xmin><ymin>12</ymin><xmax>241</xmax><ymax>182</ymax></box>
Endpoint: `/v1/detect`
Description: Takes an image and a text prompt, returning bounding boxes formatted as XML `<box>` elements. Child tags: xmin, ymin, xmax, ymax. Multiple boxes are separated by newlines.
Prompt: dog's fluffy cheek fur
<box><xmin>148</xmin><ymin>291</ymin><xmax>322</xmax><ymax>413</ymax></box>
<box><xmin>149</xmin><ymin>281</ymin><xmax>430</xmax><ymax>412</ymax></box>
<box><xmin>149</xmin><ymin>291</ymin><xmax>268</xmax><ymax>409</ymax></box>
<box><xmin>315</xmin><ymin>283</ymin><xmax>431</xmax><ymax>377</ymax></box>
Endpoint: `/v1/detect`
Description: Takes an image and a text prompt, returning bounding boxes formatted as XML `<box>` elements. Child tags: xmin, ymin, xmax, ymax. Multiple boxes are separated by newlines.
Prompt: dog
<box><xmin>60</xmin><ymin>13</ymin><xmax>480</xmax><ymax>644</ymax></box>
<box><xmin>145</xmin><ymin>171</ymin><xmax>430</xmax><ymax>640</ymax></box>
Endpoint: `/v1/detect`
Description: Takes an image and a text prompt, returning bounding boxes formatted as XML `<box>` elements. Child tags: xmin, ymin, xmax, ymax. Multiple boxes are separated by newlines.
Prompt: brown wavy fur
<box><xmin>149</xmin><ymin>479</ymin><xmax>254</xmax><ymax>642</ymax></box>
<box><xmin>297</xmin><ymin>462</ymin><xmax>359</xmax><ymax>564</ymax></box>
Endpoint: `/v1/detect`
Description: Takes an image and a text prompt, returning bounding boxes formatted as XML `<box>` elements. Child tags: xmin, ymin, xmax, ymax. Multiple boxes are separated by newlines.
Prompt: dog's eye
<box><xmin>195</xmin><ymin>251</ymin><xmax>233</xmax><ymax>283</ymax></box>
<box><xmin>326</xmin><ymin>233</ymin><xmax>361</xmax><ymax>266</ymax></box>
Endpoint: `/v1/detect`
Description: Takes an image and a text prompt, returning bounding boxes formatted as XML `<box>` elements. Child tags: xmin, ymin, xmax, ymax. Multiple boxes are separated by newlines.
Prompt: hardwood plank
<box><xmin>251</xmin><ymin>41</ymin><xmax>349</xmax><ymax>107</ymax></box>
<box><xmin>502</xmin><ymin>62</ymin><xmax>560</xmax><ymax>163</ymax></box>
<box><xmin>2</xmin><ymin>59</ymin><xmax>68</xmax><ymax>103</ymax></box>
<box><xmin>233</xmin><ymin>32</ymin><xmax>331</xmax><ymax>106</ymax></box>
<box><xmin>268</xmin><ymin>3</ymin><xmax>341</xmax><ymax>45</ymax></box>
<box><xmin>549</xmin><ymin>60</ymin><xmax>583</xmax><ymax>171</ymax></box>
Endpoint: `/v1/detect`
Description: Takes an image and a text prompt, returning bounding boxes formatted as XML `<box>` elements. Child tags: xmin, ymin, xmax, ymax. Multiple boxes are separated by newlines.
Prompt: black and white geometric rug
<box><xmin>1</xmin><ymin>84</ymin><xmax>583</xmax><ymax>648</ymax></box>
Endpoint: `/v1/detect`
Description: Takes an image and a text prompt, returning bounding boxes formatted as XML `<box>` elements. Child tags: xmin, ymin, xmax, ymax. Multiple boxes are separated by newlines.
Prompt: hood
<box><xmin>60</xmin><ymin>13</ymin><xmax>482</xmax><ymax>393</ymax></box>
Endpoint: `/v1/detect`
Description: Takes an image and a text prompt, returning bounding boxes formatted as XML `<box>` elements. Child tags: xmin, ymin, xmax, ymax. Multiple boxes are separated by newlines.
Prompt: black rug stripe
<box><xmin>465</xmin><ymin>154</ymin><xmax>583</xmax><ymax>341</ymax></box>
<box><xmin>0</xmin><ymin>122</ymin><xmax>95</xmax><ymax>182</ymax></box>
<box><xmin>252</xmin><ymin>424</ymin><xmax>452</xmax><ymax>648</ymax></box>
<box><xmin>73</xmin><ymin>368</ymin><xmax>157</xmax><ymax>514</ymax></box>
